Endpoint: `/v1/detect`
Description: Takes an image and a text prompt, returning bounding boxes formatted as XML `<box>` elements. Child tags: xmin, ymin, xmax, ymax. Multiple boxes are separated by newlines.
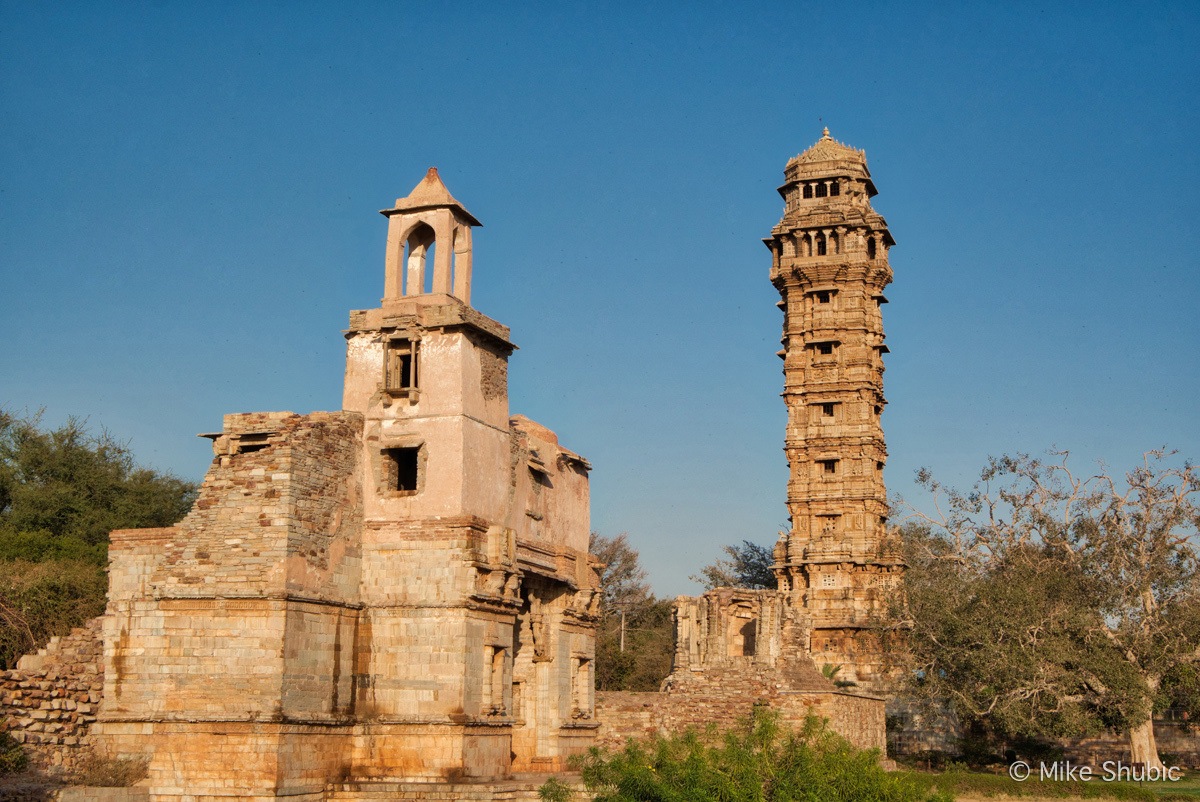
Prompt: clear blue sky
<box><xmin>2</xmin><ymin>2</ymin><xmax>1197</xmax><ymax>596</ymax></box>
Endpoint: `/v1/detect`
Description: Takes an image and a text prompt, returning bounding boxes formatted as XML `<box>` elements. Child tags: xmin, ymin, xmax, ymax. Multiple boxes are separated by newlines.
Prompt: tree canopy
<box><xmin>692</xmin><ymin>538</ymin><xmax>779</xmax><ymax>590</ymax></box>
<box><xmin>0</xmin><ymin>410</ymin><xmax>198</xmax><ymax>667</ymax></box>
<box><xmin>590</xmin><ymin>532</ymin><xmax>675</xmax><ymax>691</ymax></box>
<box><xmin>0</xmin><ymin>410</ymin><xmax>197</xmax><ymax>561</ymax></box>
<box><xmin>890</xmin><ymin>450</ymin><xmax>1200</xmax><ymax>768</ymax></box>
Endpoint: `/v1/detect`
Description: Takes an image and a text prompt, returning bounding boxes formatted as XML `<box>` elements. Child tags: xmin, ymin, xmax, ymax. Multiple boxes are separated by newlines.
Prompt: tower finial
<box><xmin>822</xmin><ymin>126</ymin><xmax>831</xmax><ymax>139</ymax></box>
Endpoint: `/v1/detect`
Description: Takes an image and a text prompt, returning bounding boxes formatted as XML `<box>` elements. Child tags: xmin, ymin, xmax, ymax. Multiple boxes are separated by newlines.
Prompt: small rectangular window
<box><xmin>820</xmin><ymin>402</ymin><xmax>836</xmax><ymax>417</ymax></box>
<box><xmin>815</xmin><ymin>290</ymin><xmax>831</xmax><ymax>304</ymax></box>
<box><xmin>383</xmin><ymin>447</ymin><xmax>420</xmax><ymax>493</ymax></box>
<box><xmin>818</xmin><ymin>459</ymin><xmax>838</xmax><ymax>475</ymax></box>
<box><xmin>385</xmin><ymin>338</ymin><xmax>419</xmax><ymax>396</ymax></box>
<box><xmin>815</xmin><ymin>342</ymin><xmax>835</xmax><ymax>356</ymax></box>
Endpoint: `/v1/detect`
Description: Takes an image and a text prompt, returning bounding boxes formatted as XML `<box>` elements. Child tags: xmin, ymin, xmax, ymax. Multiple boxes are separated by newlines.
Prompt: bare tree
<box><xmin>896</xmin><ymin>450</ymin><xmax>1199</xmax><ymax>768</ymax></box>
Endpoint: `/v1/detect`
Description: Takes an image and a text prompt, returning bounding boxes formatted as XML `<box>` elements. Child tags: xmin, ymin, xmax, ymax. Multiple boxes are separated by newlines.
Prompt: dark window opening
<box><xmin>815</xmin><ymin>290</ymin><xmax>831</xmax><ymax>304</ymax></box>
<box><xmin>867</xmin><ymin>238</ymin><xmax>877</xmax><ymax>259</ymax></box>
<box><xmin>876</xmin><ymin>461</ymin><xmax>885</xmax><ymax>472</ymax></box>
<box><xmin>816</xmin><ymin>235</ymin><xmax>827</xmax><ymax>256</ymax></box>
<box><xmin>385</xmin><ymin>339</ymin><xmax>419</xmax><ymax>395</ymax></box>
<box><xmin>529</xmin><ymin>466</ymin><xmax>552</xmax><ymax>488</ymax></box>
<box><xmin>830</xmin><ymin>180</ymin><xmax>840</xmax><ymax>196</ymax></box>
<box><xmin>874</xmin><ymin>405</ymin><xmax>883</xmax><ymax>417</ymax></box>
<box><xmin>815</xmin><ymin>342</ymin><xmax>835</xmax><ymax>356</ymax></box>
<box><xmin>235</xmin><ymin>433</ymin><xmax>271</xmax><ymax>455</ymax></box>
<box><xmin>820</xmin><ymin>403</ymin><xmax>836</xmax><ymax>417</ymax></box>
<box><xmin>384</xmin><ymin>447</ymin><xmax>420</xmax><ymax>493</ymax></box>
<box><xmin>819</xmin><ymin>459</ymin><xmax>839</xmax><ymax>475</ymax></box>
<box><xmin>802</xmin><ymin>183</ymin><xmax>813</xmax><ymax>199</ymax></box>
<box><xmin>815</xmin><ymin>182</ymin><xmax>828</xmax><ymax>198</ymax></box>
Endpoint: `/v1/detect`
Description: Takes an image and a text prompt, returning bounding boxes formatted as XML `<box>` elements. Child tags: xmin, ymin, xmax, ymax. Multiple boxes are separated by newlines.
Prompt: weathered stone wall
<box><xmin>1</xmin><ymin>617</ymin><xmax>103</xmax><ymax>773</ymax></box>
<box><xmin>596</xmin><ymin>689</ymin><xmax>886</xmax><ymax>754</ymax></box>
<box><xmin>596</xmin><ymin>673</ymin><xmax>887</xmax><ymax>755</ymax></box>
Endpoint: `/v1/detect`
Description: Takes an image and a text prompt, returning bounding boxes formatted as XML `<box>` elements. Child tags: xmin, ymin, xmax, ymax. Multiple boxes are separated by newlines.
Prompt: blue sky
<box><xmin>2</xmin><ymin>2</ymin><xmax>1197</xmax><ymax>596</ymax></box>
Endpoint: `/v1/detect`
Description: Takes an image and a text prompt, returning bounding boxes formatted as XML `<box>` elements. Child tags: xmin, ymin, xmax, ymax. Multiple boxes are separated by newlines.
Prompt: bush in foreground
<box><xmin>559</xmin><ymin>706</ymin><xmax>949</xmax><ymax>802</ymax></box>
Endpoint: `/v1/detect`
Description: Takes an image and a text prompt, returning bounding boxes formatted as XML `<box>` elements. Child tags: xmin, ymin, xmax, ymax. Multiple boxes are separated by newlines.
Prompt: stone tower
<box><xmin>92</xmin><ymin>168</ymin><xmax>600</xmax><ymax>798</ymax></box>
<box><xmin>766</xmin><ymin>130</ymin><xmax>903</xmax><ymax>690</ymax></box>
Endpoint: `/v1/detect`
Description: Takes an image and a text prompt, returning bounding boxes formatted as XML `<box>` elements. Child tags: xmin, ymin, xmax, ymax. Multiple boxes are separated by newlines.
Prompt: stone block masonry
<box><xmin>80</xmin><ymin>170</ymin><xmax>601</xmax><ymax>800</ymax></box>
<box><xmin>1</xmin><ymin>617</ymin><xmax>103</xmax><ymax>773</ymax></box>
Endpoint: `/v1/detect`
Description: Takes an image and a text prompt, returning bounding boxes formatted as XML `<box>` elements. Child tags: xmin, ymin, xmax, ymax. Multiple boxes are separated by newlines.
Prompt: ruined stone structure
<box><xmin>1</xmin><ymin>619</ymin><xmax>103</xmax><ymax>774</ymax></box>
<box><xmin>593</xmin><ymin>586</ymin><xmax>886</xmax><ymax>754</ymax></box>
<box><xmin>86</xmin><ymin>169</ymin><xmax>601</xmax><ymax>800</ymax></box>
<box><xmin>767</xmin><ymin>129</ymin><xmax>903</xmax><ymax>690</ymax></box>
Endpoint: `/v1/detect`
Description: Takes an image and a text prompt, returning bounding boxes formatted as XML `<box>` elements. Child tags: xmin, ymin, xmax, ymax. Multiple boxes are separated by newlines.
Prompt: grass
<box><xmin>898</xmin><ymin>767</ymin><xmax>1200</xmax><ymax>802</ymax></box>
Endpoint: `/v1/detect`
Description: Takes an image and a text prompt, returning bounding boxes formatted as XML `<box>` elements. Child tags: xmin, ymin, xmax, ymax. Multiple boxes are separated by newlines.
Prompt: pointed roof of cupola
<box><xmin>380</xmin><ymin>167</ymin><xmax>482</xmax><ymax>227</ymax></box>
<box><xmin>788</xmin><ymin>127</ymin><xmax>867</xmax><ymax>168</ymax></box>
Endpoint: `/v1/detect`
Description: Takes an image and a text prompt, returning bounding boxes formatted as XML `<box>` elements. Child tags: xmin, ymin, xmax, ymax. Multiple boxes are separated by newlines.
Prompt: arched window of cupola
<box><xmin>448</xmin><ymin>228</ymin><xmax>459</xmax><ymax>295</ymax></box>
<box><xmin>815</xmin><ymin>182</ymin><xmax>827</xmax><ymax>198</ymax></box>
<box><xmin>830</xmin><ymin>179</ymin><xmax>840</xmax><ymax>196</ymax></box>
<box><xmin>403</xmin><ymin>223</ymin><xmax>437</xmax><ymax>296</ymax></box>
<box><xmin>803</xmin><ymin>183</ymin><xmax>813</xmax><ymax>199</ymax></box>
<box><xmin>816</xmin><ymin>232</ymin><xmax>827</xmax><ymax>256</ymax></box>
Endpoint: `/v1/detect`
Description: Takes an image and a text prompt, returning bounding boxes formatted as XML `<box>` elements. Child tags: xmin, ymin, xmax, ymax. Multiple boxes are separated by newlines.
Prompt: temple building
<box><xmin>89</xmin><ymin>168</ymin><xmax>601</xmax><ymax>800</ymax></box>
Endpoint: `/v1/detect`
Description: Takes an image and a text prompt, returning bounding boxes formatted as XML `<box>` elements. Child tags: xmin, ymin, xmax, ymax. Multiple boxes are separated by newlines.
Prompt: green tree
<box><xmin>590</xmin><ymin>532</ymin><xmax>675</xmax><ymax>691</ymax></box>
<box><xmin>0</xmin><ymin>410</ymin><xmax>196</xmax><ymax>556</ymax></box>
<box><xmin>692</xmin><ymin>538</ymin><xmax>779</xmax><ymax>590</ymax></box>
<box><xmin>0</xmin><ymin>410</ymin><xmax>198</xmax><ymax>667</ymax></box>
<box><xmin>891</xmin><ymin>450</ymin><xmax>1200</xmax><ymax>769</ymax></box>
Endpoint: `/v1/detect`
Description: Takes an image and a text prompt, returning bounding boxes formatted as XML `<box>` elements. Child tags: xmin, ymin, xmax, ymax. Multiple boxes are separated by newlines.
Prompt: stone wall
<box><xmin>596</xmin><ymin>681</ymin><xmax>887</xmax><ymax>754</ymax></box>
<box><xmin>1</xmin><ymin>617</ymin><xmax>103</xmax><ymax>773</ymax></box>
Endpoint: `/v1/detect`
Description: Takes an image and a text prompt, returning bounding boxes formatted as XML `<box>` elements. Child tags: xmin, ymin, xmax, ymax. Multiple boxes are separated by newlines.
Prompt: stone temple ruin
<box><xmin>90</xmin><ymin>168</ymin><xmax>602</xmax><ymax>798</ymax></box>
<box><xmin>2</xmin><ymin>133</ymin><xmax>903</xmax><ymax>798</ymax></box>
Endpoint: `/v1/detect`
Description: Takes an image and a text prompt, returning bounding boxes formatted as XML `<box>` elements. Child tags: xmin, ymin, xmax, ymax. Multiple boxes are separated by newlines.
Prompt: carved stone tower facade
<box><xmin>767</xmin><ymin>130</ymin><xmax>903</xmax><ymax>690</ymax></box>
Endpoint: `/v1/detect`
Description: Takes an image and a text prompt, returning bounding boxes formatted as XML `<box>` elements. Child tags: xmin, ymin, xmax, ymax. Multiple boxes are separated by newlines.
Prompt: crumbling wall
<box><xmin>1</xmin><ymin>617</ymin><xmax>103</xmax><ymax>773</ymax></box>
<box><xmin>596</xmin><ymin>665</ymin><xmax>887</xmax><ymax>755</ymax></box>
<box><xmin>594</xmin><ymin>588</ymin><xmax>888</xmax><ymax>756</ymax></box>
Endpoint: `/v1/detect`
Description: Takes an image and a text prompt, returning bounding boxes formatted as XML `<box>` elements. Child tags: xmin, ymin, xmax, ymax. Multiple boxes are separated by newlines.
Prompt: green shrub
<box><xmin>0</xmin><ymin>558</ymin><xmax>108</xmax><ymax>668</ymax></box>
<box><xmin>538</xmin><ymin>775</ymin><xmax>575</xmax><ymax>802</ymax></box>
<box><xmin>0</xmin><ymin>728</ymin><xmax>27</xmax><ymax>775</ymax></box>
<box><xmin>573</xmin><ymin>706</ymin><xmax>950</xmax><ymax>802</ymax></box>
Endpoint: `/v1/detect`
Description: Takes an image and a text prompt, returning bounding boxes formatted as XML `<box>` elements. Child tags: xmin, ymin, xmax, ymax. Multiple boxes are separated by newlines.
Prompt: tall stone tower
<box><xmin>766</xmin><ymin>129</ymin><xmax>903</xmax><ymax>690</ymax></box>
